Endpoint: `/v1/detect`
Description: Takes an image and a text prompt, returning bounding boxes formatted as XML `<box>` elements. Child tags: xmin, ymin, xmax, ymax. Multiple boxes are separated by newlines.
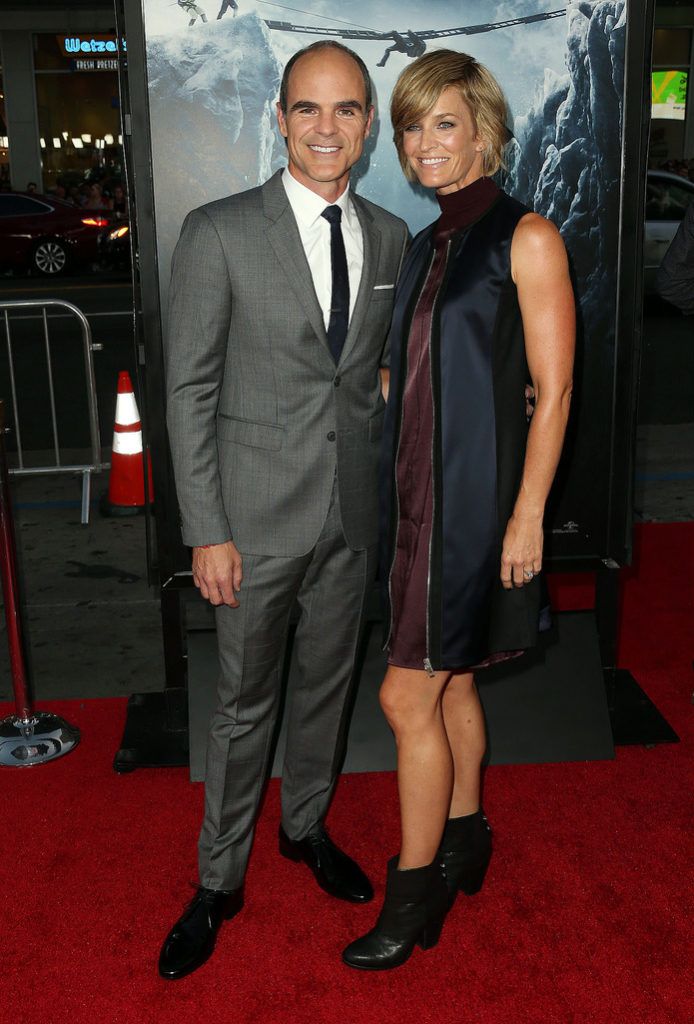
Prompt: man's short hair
<box><xmin>278</xmin><ymin>41</ymin><xmax>373</xmax><ymax>115</ymax></box>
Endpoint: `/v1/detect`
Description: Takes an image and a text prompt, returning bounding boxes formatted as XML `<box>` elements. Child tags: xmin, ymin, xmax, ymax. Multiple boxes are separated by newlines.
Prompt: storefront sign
<box><xmin>72</xmin><ymin>58</ymin><xmax>120</xmax><ymax>72</ymax></box>
<box><xmin>58</xmin><ymin>35</ymin><xmax>126</xmax><ymax>57</ymax></box>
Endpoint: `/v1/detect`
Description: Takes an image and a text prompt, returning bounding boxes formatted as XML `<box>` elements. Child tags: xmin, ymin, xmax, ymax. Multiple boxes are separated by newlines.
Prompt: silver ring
<box><xmin>523</xmin><ymin>569</ymin><xmax>534</xmax><ymax>579</ymax></box>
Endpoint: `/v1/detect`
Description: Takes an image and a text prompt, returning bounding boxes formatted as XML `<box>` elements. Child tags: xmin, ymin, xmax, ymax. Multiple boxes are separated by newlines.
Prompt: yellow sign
<box><xmin>652</xmin><ymin>70</ymin><xmax>687</xmax><ymax>121</ymax></box>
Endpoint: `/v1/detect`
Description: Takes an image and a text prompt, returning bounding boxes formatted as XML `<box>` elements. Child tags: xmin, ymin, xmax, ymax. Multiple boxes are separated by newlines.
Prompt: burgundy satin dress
<box><xmin>388</xmin><ymin>177</ymin><xmax>503</xmax><ymax>670</ymax></box>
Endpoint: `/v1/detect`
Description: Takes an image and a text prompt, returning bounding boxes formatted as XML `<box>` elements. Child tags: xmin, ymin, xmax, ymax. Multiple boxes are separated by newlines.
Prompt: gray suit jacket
<box><xmin>165</xmin><ymin>170</ymin><xmax>409</xmax><ymax>556</ymax></box>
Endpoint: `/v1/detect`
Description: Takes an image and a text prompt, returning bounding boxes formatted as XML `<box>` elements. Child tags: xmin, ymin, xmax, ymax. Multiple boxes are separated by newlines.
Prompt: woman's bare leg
<box><xmin>379</xmin><ymin>665</ymin><xmax>454</xmax><ymax>870</ymax></box>
<box><xmin>441</xmin><ymin>672</ymin><xmax>486</xmax><ymax>817</ymax></box>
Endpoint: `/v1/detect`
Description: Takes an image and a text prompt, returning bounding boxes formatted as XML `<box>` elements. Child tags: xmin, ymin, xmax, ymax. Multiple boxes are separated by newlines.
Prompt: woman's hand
<box><xmin>500</xmin><ymin>513</ymin><xmax>543</xmax><ymax>589</ymax></box>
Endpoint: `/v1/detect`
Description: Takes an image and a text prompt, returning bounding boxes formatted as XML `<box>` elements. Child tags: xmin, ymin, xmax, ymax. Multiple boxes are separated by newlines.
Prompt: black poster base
<box><xmin>187</xmin><ymin>611</ymin><xmax>617</xmax><ymax>780</ymax></box>
<box><xmin>605</xmin><ymin>668</ymin><xmax>680</xmax><ymax>746</ymax></box>
<box><xmin>478</xmin><ymin>611</ymin><xmax>615</xmax><ymax>765</ymax></box>
<box><xmin>113</xmin><ymin>690</ymin><xmax>189</xmax><ymax>772</ymax></box>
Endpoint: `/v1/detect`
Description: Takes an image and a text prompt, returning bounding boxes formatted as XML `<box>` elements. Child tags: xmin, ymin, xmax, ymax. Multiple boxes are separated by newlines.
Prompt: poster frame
<box><xmin>118</xmin><ymin>0</ymin><xmax>654</xmax><ymax>591</ymax></box>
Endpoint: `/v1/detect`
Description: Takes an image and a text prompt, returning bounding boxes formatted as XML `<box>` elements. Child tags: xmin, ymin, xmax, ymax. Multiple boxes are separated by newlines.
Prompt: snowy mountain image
<box><xmin>142</xmin><ymin>0</ymin><xmax>633</xmax><ymax>551</ymax></box>
<box><xmin>505</xmin><ymin>1</ymin><xmax>626</xmax><ymax>335</ymax></box>
<box><xmin>146</xmin><ymin>14</ymin><xmax>285</xmax><ymax>290</ymax></box>
<box><xmin>144</xmin><ymin>0</ymin><xmax>626</xmax><ymax>338</ymax></box>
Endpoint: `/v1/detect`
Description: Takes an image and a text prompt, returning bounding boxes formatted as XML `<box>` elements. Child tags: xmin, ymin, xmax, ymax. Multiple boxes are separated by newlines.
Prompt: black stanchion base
<box><xmin>0</xmin><ymin>710</ymin><xmax>80</xmax><ymax>766</ymax></box>
<box><xmin>606</xmin><ymin>668</ymin><xmax>680</xmax><ymax>747</ymax></box>
<box><xmin>113</xmin><ymin>690</ymin><xmax>189</xmax><ymax>772</ymax></box>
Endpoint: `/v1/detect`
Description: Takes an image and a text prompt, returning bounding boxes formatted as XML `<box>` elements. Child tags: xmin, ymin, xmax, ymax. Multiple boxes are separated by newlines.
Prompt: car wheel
<box><xmin>32</xmin><ymin>239</ymin><xmax>69</xmax><ymax>276</ymax></box>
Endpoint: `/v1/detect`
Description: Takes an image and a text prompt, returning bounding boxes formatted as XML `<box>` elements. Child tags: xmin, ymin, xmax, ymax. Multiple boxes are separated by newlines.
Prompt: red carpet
<box><xmin>2</xmin><ymin>524</ymin><xmax>693</xmax><ymax>1024</ymax></box>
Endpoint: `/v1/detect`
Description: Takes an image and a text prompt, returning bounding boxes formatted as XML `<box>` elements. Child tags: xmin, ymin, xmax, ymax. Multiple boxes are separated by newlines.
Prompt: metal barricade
<box><xmin>0</xmin><ymin>299</ymin><xmax>103</xmax><ymax>524</ymax></box>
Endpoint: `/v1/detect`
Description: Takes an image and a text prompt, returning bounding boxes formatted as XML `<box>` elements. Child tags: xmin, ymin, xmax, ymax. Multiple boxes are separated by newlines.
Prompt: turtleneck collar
<box><xmin>434</xmin><ymin>176</ymin><xmax>499</xmax><ymax>241</ymax></box>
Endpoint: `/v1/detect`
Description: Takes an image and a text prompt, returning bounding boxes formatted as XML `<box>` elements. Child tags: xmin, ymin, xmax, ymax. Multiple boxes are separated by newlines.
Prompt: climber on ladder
<box><xmin>377</xmin><ymin>30</ymin><xmax>427</xmax><ymax>67</ymax></box>
<box><xmin>177</xmin><ymin>0</ymin><xmax>208</xmax><ymax>28</ymax></box>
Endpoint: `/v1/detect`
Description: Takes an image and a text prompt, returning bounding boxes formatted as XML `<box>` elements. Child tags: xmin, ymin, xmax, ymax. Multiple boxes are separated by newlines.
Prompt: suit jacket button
<box><xmin>333</xmin><ymin>376</ymin><xmax>341</xmax><ymax>387</ymax></box>
<box><xmin>327</xmin><ymin>431</ymin><xmax>336</xmax><ymax>442</ymax></box>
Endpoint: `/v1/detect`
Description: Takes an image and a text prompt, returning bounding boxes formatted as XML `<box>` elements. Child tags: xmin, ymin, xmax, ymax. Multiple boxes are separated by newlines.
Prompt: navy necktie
<box><xmin>321</xmin><ymin>204</ymin><xmax>350</xmax><ymax>364</ymax></box>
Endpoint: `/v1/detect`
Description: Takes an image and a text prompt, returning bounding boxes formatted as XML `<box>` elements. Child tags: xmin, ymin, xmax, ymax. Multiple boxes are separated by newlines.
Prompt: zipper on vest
<box><xmin>385</xmin><ymin>246</ymin><xmax>438</xmax><ymax>652</ymax></box>
<box><xmin>424</xmin><ymin>237</ymin><xmax>451</xmax><ymax>674</ymax></box>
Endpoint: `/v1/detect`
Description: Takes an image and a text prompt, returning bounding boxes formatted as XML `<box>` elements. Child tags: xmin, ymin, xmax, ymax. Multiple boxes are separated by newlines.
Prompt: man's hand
<box><xmin>192</xmin><ymin>541</ymin><xmax>243</xmax><ymax>607</ymax></box>
<box><xmin>380</xmin><ymin>367</ymin><xmax>390</xmax><ymax>402</ymax></box>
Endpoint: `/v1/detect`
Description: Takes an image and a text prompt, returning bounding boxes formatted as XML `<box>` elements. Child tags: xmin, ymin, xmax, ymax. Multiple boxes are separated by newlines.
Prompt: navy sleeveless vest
<box><xmin>380</xmin><ymin>191</ymin><xmax>542</xmax><ymax>670</ymax></box>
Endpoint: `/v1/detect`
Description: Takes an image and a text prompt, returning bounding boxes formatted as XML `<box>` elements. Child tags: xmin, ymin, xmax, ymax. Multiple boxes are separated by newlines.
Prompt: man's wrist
<box><xmin>192</xmin><ymin>537</ymin><xmax>233</xmax><ymax>550</ymax></box>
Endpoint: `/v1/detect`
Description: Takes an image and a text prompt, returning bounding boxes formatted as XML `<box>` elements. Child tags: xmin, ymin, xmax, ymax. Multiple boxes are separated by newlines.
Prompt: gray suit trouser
<box><xmin>199</xmin><ymin>480</ymin><xmax>377</xmax><ymax>891</ymax></box>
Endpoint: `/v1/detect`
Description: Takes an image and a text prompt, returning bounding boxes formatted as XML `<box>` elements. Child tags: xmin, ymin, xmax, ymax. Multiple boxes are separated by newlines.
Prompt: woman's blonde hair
<box><xmin>390</xmin><ymin>49</ymin><xmax>508</xmax><ymax>180</ymax></box>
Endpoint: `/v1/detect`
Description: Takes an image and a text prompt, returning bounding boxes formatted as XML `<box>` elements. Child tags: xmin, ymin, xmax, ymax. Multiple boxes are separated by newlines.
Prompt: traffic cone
<box><xmin>100</xmin><ymin>370</ymin><xmax>153</xmax><ymax>517</ymax></box>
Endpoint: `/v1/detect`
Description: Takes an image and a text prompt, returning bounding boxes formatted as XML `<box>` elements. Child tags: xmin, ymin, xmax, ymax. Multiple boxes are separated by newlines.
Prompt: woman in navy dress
<box><xmin>343</xmin><ymin>50</ymin><xmax>575</xmax><ymax>970</ymax></box>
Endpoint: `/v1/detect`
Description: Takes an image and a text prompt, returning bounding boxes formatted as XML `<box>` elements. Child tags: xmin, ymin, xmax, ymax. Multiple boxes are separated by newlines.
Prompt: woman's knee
<box><xmin>378</xmin><ymin>678</ymin><xmax>405</xmax><ymax>728</ymax></box>
<box><xmin>379</xmin><ymin>674</ymin><xmax>440</xmax><ymax>733</ymax></box>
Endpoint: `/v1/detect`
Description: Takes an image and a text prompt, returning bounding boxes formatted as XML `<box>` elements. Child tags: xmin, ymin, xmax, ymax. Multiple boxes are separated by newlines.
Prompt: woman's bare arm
<box><xmin>500</xmin><ymin>213</ymin><xmax>575</xmax><ymax>589</ymax></box>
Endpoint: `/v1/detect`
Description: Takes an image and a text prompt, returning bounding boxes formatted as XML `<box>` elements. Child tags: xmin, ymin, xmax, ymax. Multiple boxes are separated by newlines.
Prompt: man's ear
<box><xmin>276</xmin><ymin>101</ymin><xmax>288</xmax><ymax>139</ymax></box>
<box><xmin>364</xmin><ymin>105</ymin><xmax>375</xmax><ymax>138</ymax></box>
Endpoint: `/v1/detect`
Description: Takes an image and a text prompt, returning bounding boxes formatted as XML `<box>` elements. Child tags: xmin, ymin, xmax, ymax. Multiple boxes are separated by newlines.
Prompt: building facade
<box><xmin>0</xmin><ymin>3</ymin><xmax>120</xmax><ymax>192</ymax></box>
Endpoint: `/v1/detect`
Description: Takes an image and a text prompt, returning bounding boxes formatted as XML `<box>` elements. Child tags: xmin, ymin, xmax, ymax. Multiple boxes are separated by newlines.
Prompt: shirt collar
<box><xmin>282</xmin><ymin>167</ymin><xmax>356</xmax><ymax>231</ymax></box>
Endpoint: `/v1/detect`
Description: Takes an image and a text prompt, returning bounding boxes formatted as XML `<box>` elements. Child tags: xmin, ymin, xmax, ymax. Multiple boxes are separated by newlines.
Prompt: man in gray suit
<box><xmin>159</xmin><ymin>41</ymin><xmax>408</xmax><ymax>979</ymax></box>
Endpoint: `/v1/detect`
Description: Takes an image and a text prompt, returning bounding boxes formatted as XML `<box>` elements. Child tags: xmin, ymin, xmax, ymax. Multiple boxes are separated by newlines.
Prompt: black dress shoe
<box><xmin>279</xmin><ymin>825</ymin><xmax>373</xmax><ymax>903</ymax></box>
<box><xmin>342</xmin><ymin>856</ymin><xmax>449</xmax><ymax>971</ymax></box>
<box><xmin>158</xmin><ymin>886</ymin><xmax>243</xmax><ymax>980</ymax></box>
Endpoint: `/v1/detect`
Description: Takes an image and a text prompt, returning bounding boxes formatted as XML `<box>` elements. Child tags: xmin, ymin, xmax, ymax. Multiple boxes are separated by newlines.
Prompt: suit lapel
<box><xmin>262</xmin><ymin>171</ymin><xmax>332</xmax><ymax>359</ymax></box>
<box><xmin>339</xmin><ymin>193</ymin><xmax>381</xmax><ymax>368</ymax></box>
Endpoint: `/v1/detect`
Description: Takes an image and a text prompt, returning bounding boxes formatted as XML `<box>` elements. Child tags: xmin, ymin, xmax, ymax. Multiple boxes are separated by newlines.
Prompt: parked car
<box><xmin>644</xmin><ymin>170</ymin><xmax>694</xmax><ymax>293</ymax></box>
<box><xmin>99</xmin><ymin>219</ymin><xmax>131</xmax><ymax>270</ymax></box>
<box><xmin>0</xmin><ymin>192</ymin><xmax>110</xmax><ymax>276</ymax></box>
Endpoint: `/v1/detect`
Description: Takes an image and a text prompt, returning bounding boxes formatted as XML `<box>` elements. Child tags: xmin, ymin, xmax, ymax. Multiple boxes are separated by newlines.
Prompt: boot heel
<box><xmin>457</xmin><ymin>860</ymin><xmax>489</xmax><ymax>896</ymax></box>
<box><xmin>418</xmin><ymin>915</ymin><xmax>445</xmax><ymax>951</ymax></box>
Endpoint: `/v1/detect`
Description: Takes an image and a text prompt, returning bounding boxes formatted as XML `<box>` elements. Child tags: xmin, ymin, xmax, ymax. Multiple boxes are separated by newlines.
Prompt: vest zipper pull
<box><xmin>423</xmin><ymin>658</ymin><xmax>435</xmax><ymax>677</ymax></box>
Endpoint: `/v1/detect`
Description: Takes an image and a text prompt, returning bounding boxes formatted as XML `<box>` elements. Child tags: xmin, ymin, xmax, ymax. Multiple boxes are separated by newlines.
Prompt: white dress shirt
<box><xmin>282</xmin><ymin>168</ymin><xmax>363</xmax><ymax>329</ymax></box>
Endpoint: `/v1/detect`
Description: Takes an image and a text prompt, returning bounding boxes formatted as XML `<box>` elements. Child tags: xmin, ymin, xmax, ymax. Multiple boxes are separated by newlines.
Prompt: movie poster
<box><xmin>140</xmin><ymin>0</ymin><xmax>629</xmax><ymax>559</ymax></box>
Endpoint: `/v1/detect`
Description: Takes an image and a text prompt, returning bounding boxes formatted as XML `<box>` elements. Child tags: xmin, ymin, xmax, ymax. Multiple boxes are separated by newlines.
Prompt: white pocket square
<box><xmin>373</xmin><ymin>284</ymin><xmax>395</xmax><ymax>290</ymax></box>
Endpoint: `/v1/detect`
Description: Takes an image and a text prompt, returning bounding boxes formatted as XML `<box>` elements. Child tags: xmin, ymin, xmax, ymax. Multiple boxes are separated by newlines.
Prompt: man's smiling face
<box><xmin>277</xmin><ymin>48</ymin><xmax>374</xmax><ymax>200</ymax></box>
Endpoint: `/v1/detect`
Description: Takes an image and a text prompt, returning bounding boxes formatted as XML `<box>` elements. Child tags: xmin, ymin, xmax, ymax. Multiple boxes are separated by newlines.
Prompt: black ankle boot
<box><xmin>342</xmin><ymin>857</ymin><xmax>449</xmax><ymax>971</ymax></box>
<box><xmin>439</xmin><ymin>809</ymin><xmax>492</xmax><ymax>901</ymax></box>
<box><xmin>158</xmin><ymin>886</ymin><xmax>243</xmax><ymax>980</ymax></box>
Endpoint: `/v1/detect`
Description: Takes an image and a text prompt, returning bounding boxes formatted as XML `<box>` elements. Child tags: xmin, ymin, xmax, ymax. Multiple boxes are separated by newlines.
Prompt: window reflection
<box><xmin>33</xmin><ymin>33</ymin><xmax>123</xmax><ymax>193</ymax></box>
<box><xmin>0</xmin><ymin>68</ymin><xmax>8</xmax><ymax>191</ymax></box>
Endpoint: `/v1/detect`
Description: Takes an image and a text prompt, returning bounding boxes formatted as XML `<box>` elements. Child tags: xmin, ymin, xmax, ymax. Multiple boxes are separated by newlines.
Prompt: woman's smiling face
<box><xmin>402</xmin><ymin>85</ymin><xmax>486</xmax><ymax>195</ymax></box>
